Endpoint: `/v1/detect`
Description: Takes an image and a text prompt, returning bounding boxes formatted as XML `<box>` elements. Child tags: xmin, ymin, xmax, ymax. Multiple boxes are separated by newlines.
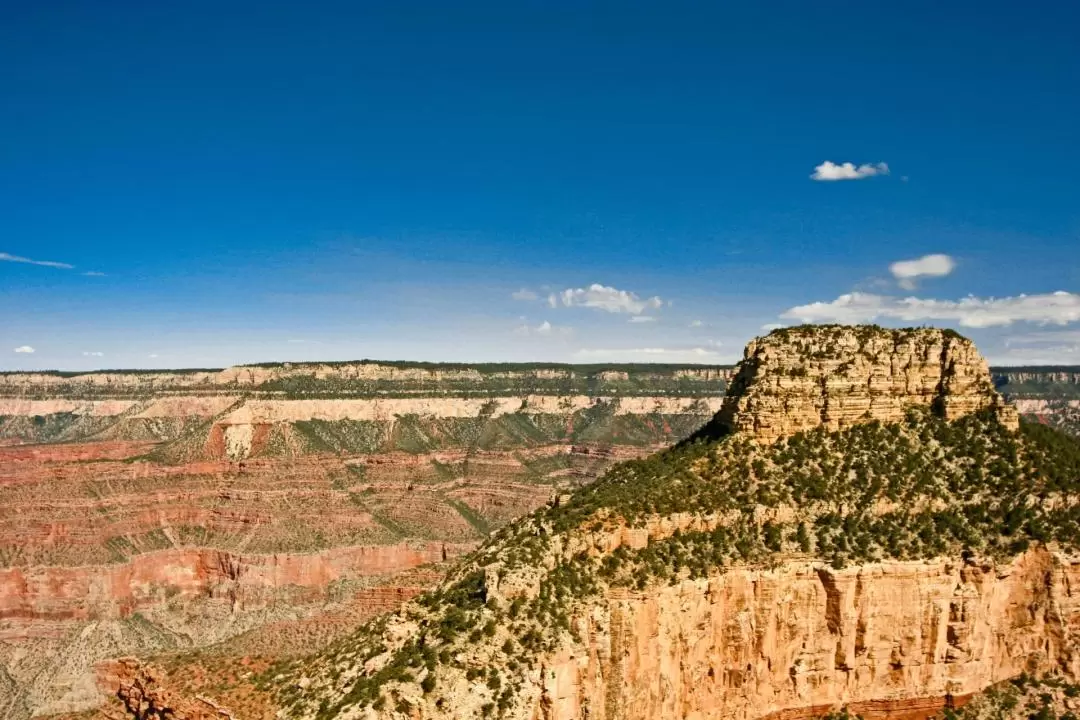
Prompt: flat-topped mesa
<box><xmin>715</xmin><ymin>325</ymin><xmax>1019</xmax><ymax>443</ymax></box>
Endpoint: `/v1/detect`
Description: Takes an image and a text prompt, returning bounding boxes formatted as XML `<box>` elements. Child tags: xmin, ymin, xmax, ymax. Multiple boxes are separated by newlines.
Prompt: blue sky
<box><xmin>2</xmin><ymin>1</ymin><xmax>1078</xmax><ymax>370</ymax></box>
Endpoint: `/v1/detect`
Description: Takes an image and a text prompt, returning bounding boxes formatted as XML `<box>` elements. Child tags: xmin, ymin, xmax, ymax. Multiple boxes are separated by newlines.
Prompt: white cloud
<box><xmin>781</xmin><ymin>291</ymin><xmax>1080</xmax><ymax>328</ymax></box>
<box><xmin>14</xmin><ymin>346</ymin><xmax>35</xmax><ymax>353</ymax></box>
<box><xmin>511</xmin><ymin>288</ymin><xmax>538</xmax><ymax>301</ymax></box>
<box><xmin>994</xmin><ymin>329</ymin><xmax>1080</xmax><ymax>364</ymax></box>
<box><xmin>574</xmin><ymin>346</ymin><xmax>727</xmax><ymax>363</ymax></box>
<box><xmin>890</xmin><ymin>253</ymin><xmax>956</xmax><ymax>290</ymax></box>
<box><xmin>82</xmin><ymin>351</ymin><xmax>104</xmax><ymax>357</ymax></box>
<box><xmin>148</xmin><ymin>353</ymin><xmax>159</xmax><ymax>359</ymax></box>
<box><xmin>810</xmin><ymin>161</ymin><xmax>890</xmax><ymax>181</ymax></box>
<box><xmin>689</xmin><ymin>320</ymin><xmax>703</xmax><ymax>328</ymax></box>
<box><xmin>628</xmin><ymin>316</ymin><xmax>656</xmax><ymax>323</ymax></box>
<box><xmin>0</xmin><ymin>252</ymin><xmax>74</xmax><ymax>269</ymax></box>
<box><xmin>761</xmin><ymin>322</ymin><xmax>786</xmax><ymax>331</ymax></box>
<box><xmin>82</xmin><ymin>271</ymin><xmax>106</xmax><ymax>277</ymax></box>
<box><xmin>513</xmin><ymin>320</ymin><xmax>568</xmax><ymax>337</ymax></box>
<box><xmin>547</xmin><ymin>293</ymin><xmax>557</xmax><ymax>308</ymax></box>
<box><xmin>557</xmin><ymin>283</ymin><xmax>663</xmax><ymax>314</ymax></box>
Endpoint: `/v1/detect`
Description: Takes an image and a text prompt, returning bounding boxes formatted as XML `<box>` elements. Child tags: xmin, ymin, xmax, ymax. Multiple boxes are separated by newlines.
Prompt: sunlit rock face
<box><xmin>715</xmin><ymin>326</ymin><xmax>1018</xmax><ymax>443</ymax></box>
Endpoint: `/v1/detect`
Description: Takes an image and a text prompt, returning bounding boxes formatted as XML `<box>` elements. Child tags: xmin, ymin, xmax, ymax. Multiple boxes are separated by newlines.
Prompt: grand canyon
<box><xmin>6</xmin><ymin>5</ymin><xmax>1077</xmax><ymax>719</ymax></box>
<box><xmin>1</xmin><ymin>327</ymin><xmax>1078</xmax><ymax>719</ymax></box>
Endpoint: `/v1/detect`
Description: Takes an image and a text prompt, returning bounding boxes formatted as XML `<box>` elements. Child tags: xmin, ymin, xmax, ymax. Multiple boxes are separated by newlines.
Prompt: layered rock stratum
<box><xmin>266</xmin><ymin>326</ymin><xmax>1080</xmax><ymax>720</ymax></box>
<box><xmin>713</xmin><ymin>326</ymin><xmax>1018</xmax><ymax>443</ymax></box>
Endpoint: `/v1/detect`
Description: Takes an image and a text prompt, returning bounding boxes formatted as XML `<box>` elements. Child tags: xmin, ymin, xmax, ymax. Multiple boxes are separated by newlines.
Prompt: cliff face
<box><xmin>539</xmin><ymin>549</ymin><xmax>1079</xmax><ymax>720</ymax></box>
<box><xmin>715</xmin><ymin>327</ymin><xmax>1017</xmax><ymax>443</ymax></box>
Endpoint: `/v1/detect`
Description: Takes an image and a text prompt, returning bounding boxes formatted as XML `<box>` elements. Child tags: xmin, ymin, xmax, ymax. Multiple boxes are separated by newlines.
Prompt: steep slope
<box><xmin>273</xmin><ymin>327</ymin><xmax>1080</xmax><ymax>720</ymax></box>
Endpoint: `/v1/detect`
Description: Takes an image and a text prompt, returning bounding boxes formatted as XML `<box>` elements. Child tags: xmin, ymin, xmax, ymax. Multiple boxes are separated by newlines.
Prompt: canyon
<box><xmin>272</xmin><ymin>327</ymin><xmax>1080</xmax><ymax>720</ymax></box>
<box><xmin>0</xmin><ymin>344</ymin><xmax>1077</xmax><ymax>718</ymax></box>
<box><xmin>0</xmin><ymin>363</ymin><xmax>726</xmax><ymax>718</ymax></box>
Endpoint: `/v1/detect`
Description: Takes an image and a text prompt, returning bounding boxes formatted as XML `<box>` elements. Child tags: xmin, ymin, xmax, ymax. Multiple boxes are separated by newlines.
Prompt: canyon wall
<box><xmin>994</xmin><ymin>368</ymin><xmax>1080</xmax><ymax>388</ymax></box>
<box><xmin>0</xmin><ymin>542</ymin><xmax>466</xmax><ymax>624</ymax></box>
<box><xmin>0</xmin><ymin>362</ymin><xmax>734</xmax><ymax>397</ymax></box>
<box><xmin>537</xmin><ymin>549</ymin><xmax>1079</xmax><ymax>720</ymax></box>
<box><xmin>3</xmin><ymin>359</ymin><xmax>1077</xmax><ymax>457</ymax></box>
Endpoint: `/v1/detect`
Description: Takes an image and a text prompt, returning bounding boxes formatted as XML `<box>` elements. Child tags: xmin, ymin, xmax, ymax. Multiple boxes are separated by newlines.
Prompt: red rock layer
<box><xmin>0</xmin><ymin>543</ymin><xmax>465</xmax><ymax>624</ymax></box>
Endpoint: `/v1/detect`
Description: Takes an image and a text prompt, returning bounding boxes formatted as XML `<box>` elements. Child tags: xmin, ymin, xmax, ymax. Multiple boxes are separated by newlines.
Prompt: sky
<box><xmin>2</xmin><ymin>1</ymin><xmax>1079</xmax><ymax>370</ymax></box>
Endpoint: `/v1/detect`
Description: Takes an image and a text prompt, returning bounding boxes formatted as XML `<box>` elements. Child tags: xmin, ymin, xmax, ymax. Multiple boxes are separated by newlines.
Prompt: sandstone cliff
<box><xmin>714</xmin><ymin>326</ymin><xmax>1017</xmax><ymax>443</ymax></box>
<box><xmin>536</xmin><ymin>549</ymin><xmax>1079</xmax><ymax>720</ymax></box>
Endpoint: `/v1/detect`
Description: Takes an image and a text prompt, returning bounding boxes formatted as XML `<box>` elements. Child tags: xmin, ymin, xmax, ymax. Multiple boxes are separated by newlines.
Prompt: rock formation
<box><xmin>275</xmin><ymin>326</ymin><xmax>1079</xmax><ymax>720</ymax></box>
<box><xmin>96</xmin><ymin>659</ymin><xmax>231</xmax><ymax>720</ymax></box>
<box><xmin>714</xmin><ymin>326</ymin><xmax>1018</xmax><ymax>443</ymax></box>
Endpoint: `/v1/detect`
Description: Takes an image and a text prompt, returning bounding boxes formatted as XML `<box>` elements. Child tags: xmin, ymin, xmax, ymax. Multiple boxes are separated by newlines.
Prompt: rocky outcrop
<box><xmin>536</xmin><ymin>549</ymin><xmax>1079</xmax><ymax>720</ymax></box>
<box><xmin>715</xmin><ymin>327</ymin><xmax>1018</xmax><ymax>443</ymax></box>
<box><xmin>97</xmin><ymin>658</ymin><xmax>235</xmax><ymax>719</ymax></box>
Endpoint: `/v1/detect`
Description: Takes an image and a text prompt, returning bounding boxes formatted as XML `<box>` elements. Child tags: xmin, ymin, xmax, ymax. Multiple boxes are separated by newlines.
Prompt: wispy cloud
<box><xmin>628</xmin><ymin>316</ymin><xmax>656</xmax><ymax>323</ymax></box>
<box><xmin>13</xmin><ymin>346</ymin><xmax>35</xmax><ymax>353</ymax></box>
<box><xmin>760</xmin><ymin>322</ymin><xmax>786</xmax><ymax>331</ymax></box>
<box><xmin>511</xmin><ymin>288</ymin><xmax>539</xmax><ymax>301</ymax></box>
<box><xmin>82</xmin><ymin>351</ymin><xmax>104</xmax><ymax>357</ymax></box>
<box><xmin>890</xmin><ymin>253</ymin><xmax>955</xmax><ymax>290</ymax></box>
<box><xmin>781</xmin><ymin>291</ymin><xmax>1080</xmax><ymax>328</ymax></box>
<box><xmin>82</xmin><ymin>271</ymin><xmax>106</xmax><ymax>277</ymax></box>
<box><xmin>556</xmin><ymin>283</ymin><xmax>663</xmax><ymax>314</ymax></box>
<box><xmin>689</xmin><ymin>319</ymin><xmax>703</xmax><ymax>328</ymax></box>
<box><xmin>1</xmin><ymin>252</ymin><xmax>74</xmax><ymax>269</ymax></box>
<box><xmin>810</xmin><ymin>161</ymin><xmax>890</xmax><ymax>181</ymax></box>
